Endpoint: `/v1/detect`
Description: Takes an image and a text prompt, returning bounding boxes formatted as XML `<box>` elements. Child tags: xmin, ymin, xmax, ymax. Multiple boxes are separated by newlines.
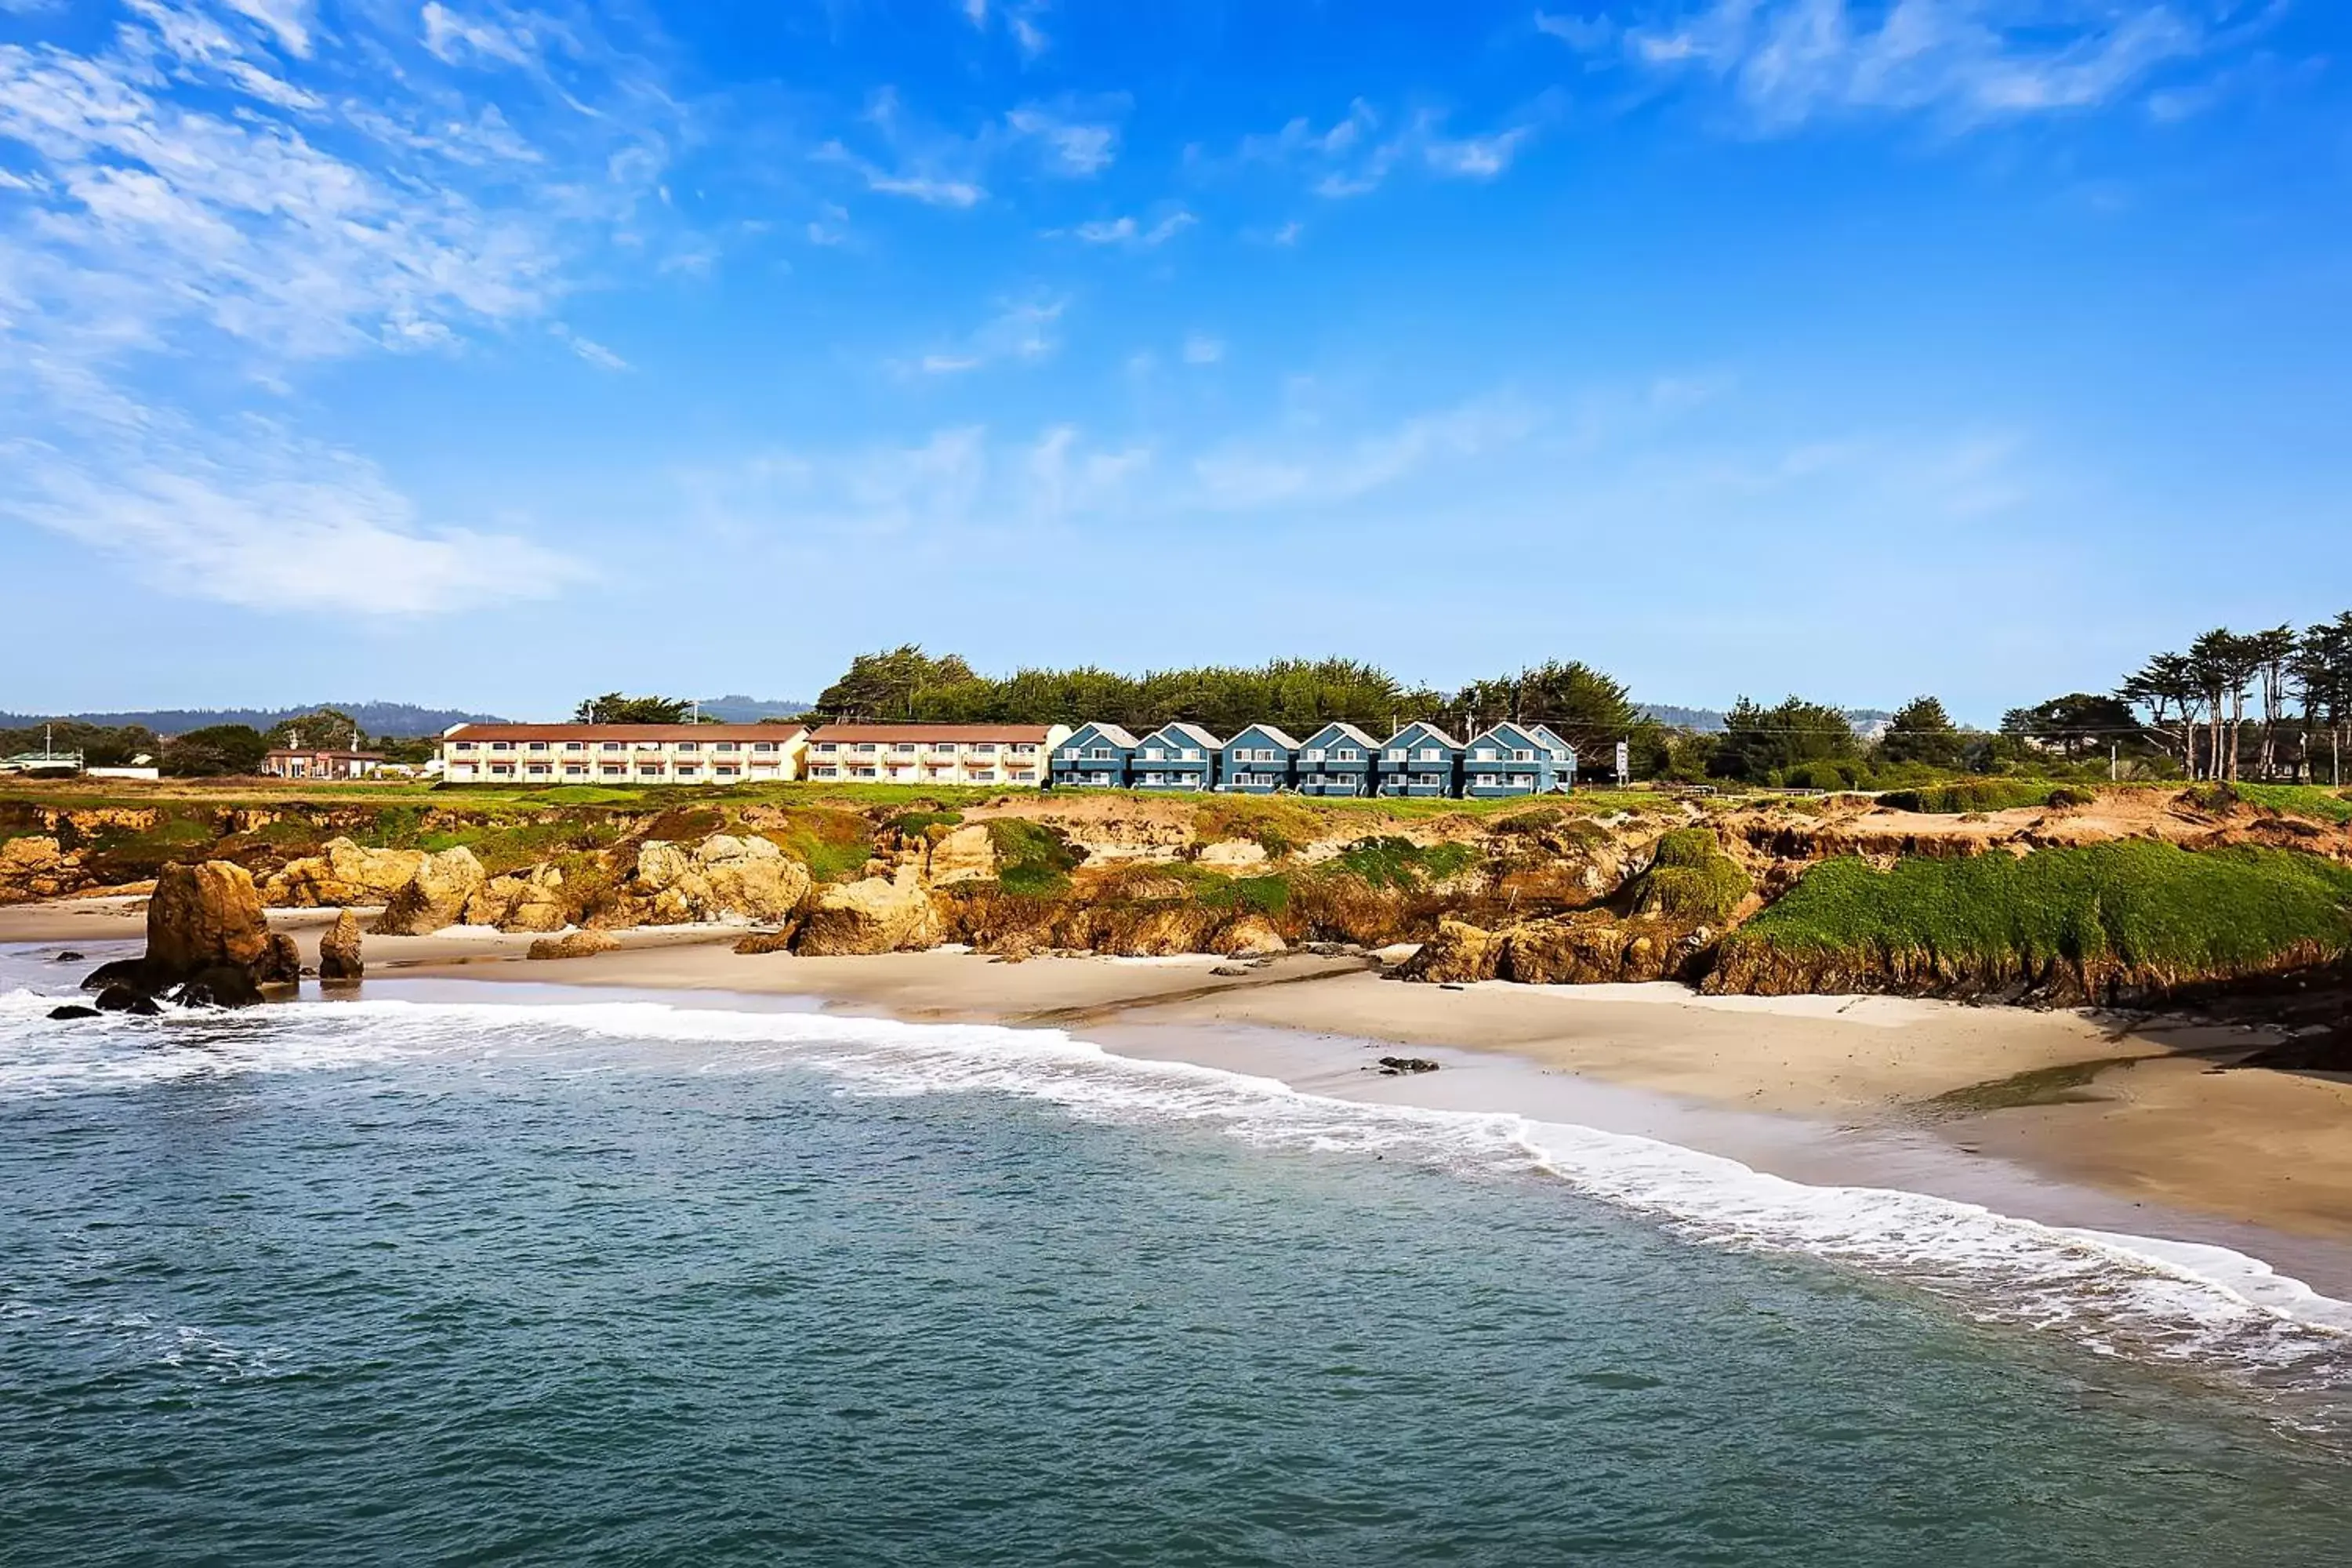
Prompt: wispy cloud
<box><xmin>1054</xmin><ymin>209</ymin><xmax>1196</xmax><ymax>247</ymax></box>
<box><xmin>1553</xmin><ymin>2</ymin><xmax>2230</xmax><ymax>130</ymax></box>
<box><xmin>0</xmin><ymin>0</ymin><xmax>676</xmax><ymax>613</ymax></box>
<box><xmin>892</xmin><ymin>295</ymin><xmax>1066</xmax><ymax>376</ymax></box>
<box><xmin>1181</xmin><ymin>332</ymin><xmax>1224</xmax><ymax>365</ymax></box>
<box><xmin>1240</xmin><ymin>98</ymin><xmax>1553</xmax><ymax>198</ymax></box>
<box><xmin>960</xmin><ymin>0</ymin><xmax>1052</xmax><ymax>58</ymax></box>
<box><xmin>0</xmin><ymin>408</ymin><xmax>588</xmax><ymax>615</ymax></box>
<box><xmin>1190</xmin><ymin>398</ymin><xmax>1543</xmax><ymax>510</ymax></box>
<box><xmin>551</xmin><ymin>322</ymin><xmax>628</xmax><ymax>371</ymax></box>
<box><xmin>1005</xmin><ymin>102</ymin><xmax>1119</xmax><ymax>175</ymax></box>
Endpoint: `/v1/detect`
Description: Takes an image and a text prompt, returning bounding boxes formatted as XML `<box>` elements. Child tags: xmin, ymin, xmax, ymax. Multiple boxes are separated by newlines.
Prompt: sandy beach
<box><xmin>8</xmin><ymin>896</ymin><xmax>2351</xmax><ymax>1279</ymax></box>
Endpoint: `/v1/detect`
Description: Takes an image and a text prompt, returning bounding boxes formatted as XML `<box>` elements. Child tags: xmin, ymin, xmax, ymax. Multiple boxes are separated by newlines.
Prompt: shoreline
<box><xmin>7</xmin><ymin>898</ymin><xmax>2352</xmax><ymax>1298</ymax></box>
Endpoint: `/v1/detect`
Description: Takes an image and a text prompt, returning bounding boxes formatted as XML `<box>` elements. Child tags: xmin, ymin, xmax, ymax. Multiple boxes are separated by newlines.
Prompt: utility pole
<box><xmin>2110</xmin><ymin>742</ymin><xmax>2118</xmax><ymax>783</ymax></box>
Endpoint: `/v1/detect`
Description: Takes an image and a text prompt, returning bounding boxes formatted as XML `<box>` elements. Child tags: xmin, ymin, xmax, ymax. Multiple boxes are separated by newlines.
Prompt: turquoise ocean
<box><xmin>4</xmin><ymin>942</ymin><xmax>2351</xmax><ymax>1565</ymax></box>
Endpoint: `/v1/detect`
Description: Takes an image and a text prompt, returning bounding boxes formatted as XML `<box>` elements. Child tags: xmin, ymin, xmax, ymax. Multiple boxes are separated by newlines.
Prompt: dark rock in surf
<box><xmin>48</xmin><ymin>1004</ymin><xmax>100</xmax><ymax>1020</ymax></box>
<box><xmin>94</xmin><ymin>985</ymin><xmax>162</xmax><ymax>1016</ymax></box>
<box><xmin>1374</xmin><ymin>1056</ymin><xmax>1440</xmax><ymax>1076</ymax></box>
<box><xmin>172</xmin><ymin>965</ymin><xmax>264</xmax><ymax>1010</ymax></box>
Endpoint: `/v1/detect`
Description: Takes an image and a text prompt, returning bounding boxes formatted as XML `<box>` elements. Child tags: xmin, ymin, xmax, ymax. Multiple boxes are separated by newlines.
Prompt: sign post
<box><xmin>1615</xmin><ymin>740</ymin><xmax>1630</xmax><ymax>787</ymax></box>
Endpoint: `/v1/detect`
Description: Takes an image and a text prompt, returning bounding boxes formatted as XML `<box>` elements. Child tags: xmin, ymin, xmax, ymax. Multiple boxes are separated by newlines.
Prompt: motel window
<box><xmin>564</xmin><ymin>741</ymin><xmax>586</xmax><ymax>751</ymax></box>
<box><xmin>851</xmin><ymin>767</ymin><xmax>877</xmax><ymax>779</ymax></box>
<box><xmin>677</xmin><ymin>742</ymin><xmax>699</xmax><ymax>752</ymax></box>
<box><xmin>564</xmin><ymin>764</ymin><xmax>587</xmax><ymax>776</ymax></box>
<box><xmin>528</xmin><ymin>741</ymin><xmax>549</xmax><ymax>751</ymax></box>
<box><xmin>936</xmin><ymin>742</ymin><xmax>958</xmax><ymax>753</ymax></box>
<box><xmin>453</xmin><ymin>742</ymin><xmax>475</xmax><ymax>752</ymax></box>
<box><xmin>492</xmin><ymin>742</ymin><xmax>512</xmax><ymax>751</ymax></box>
<box><xmin>855</xmin><ymin>743</ymin><xmax>877</xmax><ymax>754</ymax></box>
<box><xmin>1013</xmin><ymin>744</ymin><xmax>1035</xmax><ymax>754</ymax></box>
<box><xmin>714</xmin><ymin>742</ymin><xmax>737</xmax><ymax>753</ymax></box>
<box><xmin>816</xmin><ymin>742</ymin><xmax>839</xmax><ymax>754</ymax></box>
<box><xmin>1336</xmin><ymin>749</ymin><xmax>1357</xmax><ymax>760</ymax></box>
<box><xmin>1087</xmin><ymin>748</ymin><xmax>1112</xmax><ymax>760</ymax></box>
<box><xmin>601</xmin><ymin>765</ymin><xmax>626</xmax><ymax>777</ymax></box>
<box><xmin>753</xmin><ymin>742</ymin><xmax>775</xmax><ymax>753</ymax></box>
<box><xmin>526</xmin><ymin>764</ymin><xmax>550</xmax><ymax>775</ymax></box>
<box><xmin>716</xmin><ymin>765</ymin><xmax>739</xmax><ymax>777</ymax></box>
<box><xmin>974</xmin><ymin>743</ymin><xmax>996</xmax><ymax>754</ymax></box>
<box><xmin>602</xmin><ymin>742</ymin><xmax>623</xmax><ymax>751</ymax></box>
<box><xmin>491</xmin><ymin>764</ymin><xmax>514</xmax><ymax>775</ymax></box>
<box><xmin>895</xmin><ymin>743</ymin><xmax>917</xmax><ymax>754</ymax></box>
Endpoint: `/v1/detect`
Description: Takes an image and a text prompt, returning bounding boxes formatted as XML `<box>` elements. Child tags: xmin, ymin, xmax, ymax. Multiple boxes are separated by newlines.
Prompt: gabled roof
<box><xmin>1467</xmin><ymin>720</ymin><xmax>1548</xmax><ymax>749</ymax></box>
<box><xmin>1382</xmin><ymin>720</ymin><xmax>1464</xmax><ymax>749</ymax></box>
<box><xmin>1527</xmin><ymin>723</ymin><xmax>1577</xmax><ymax>754</ymax></box>
<box><xmin>1142</xmin><ymin>721</ymin><xmax>1225</xmax><ymax>750</ymax></box>
<box><xmin>1301</xmin><ymin>721</ymin><xmax>1379</xmax><ymax>750</ymax></box>
<box><xmin>1225</xmin><ymin>724</ymin><xmax>1302</xmax><ymax>750</ymax></box>
<box><xmin>1062</xmin><ymin>722</ymin><xmax>1140</xmax><ymax>748</ymax></box>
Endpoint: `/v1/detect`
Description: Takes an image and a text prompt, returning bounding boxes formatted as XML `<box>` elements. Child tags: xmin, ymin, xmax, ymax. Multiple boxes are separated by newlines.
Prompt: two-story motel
<box><xmin>437</xmin><ymin>722</ymin><xmax>1070</xmax><ymax>787</ymax></box>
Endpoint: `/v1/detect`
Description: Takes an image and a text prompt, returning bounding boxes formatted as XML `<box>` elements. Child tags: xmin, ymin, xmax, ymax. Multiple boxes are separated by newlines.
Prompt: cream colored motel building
<box><xmin>437</xmin><ymin>722</ymin><xmax>1069</xmax><ymax>786</ymax></box>
<box><xmin>800</xmin><ymin>724</ymin><xmax>1069</xmax><ymax>786</ymax></box>
<box><xmin>438</xmin><ymin>724</ymin><xmax>811</xmax><ymax>784</ymax></box>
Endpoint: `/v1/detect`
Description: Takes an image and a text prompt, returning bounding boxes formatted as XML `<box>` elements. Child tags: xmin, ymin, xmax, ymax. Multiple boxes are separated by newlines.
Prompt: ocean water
<box><xmin>4</xmin><ymin>946</ymin><xmax>2352</xmax><ymax>1564</ymax></box>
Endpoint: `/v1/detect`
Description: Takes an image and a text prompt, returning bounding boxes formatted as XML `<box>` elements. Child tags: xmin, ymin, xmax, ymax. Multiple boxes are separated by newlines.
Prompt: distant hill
<box><xmin>695</xmin><ymin>694</ymin><xmax>812</xmax><ymax>723</ymax></box>
<box><xmin>1640</xmin><ymin>705</ymin><xmax>1895</xmax><ymax>735</ymax></box>
<box><xmin>0</xmin><ymin>702</ymin><xmax>510</xmax><ymax>739</ymax></box>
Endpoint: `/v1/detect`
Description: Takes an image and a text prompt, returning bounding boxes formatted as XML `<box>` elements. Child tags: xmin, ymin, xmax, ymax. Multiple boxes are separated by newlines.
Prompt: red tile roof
<box><xmin>806</xmin><ymin>724</ymin><xmax>1058</xmax><ymax>743</ymax></box>
<box><xmin>442</xmin><ymin>724</ymin><xmax>809</xmax><ymax>743</ymax></box>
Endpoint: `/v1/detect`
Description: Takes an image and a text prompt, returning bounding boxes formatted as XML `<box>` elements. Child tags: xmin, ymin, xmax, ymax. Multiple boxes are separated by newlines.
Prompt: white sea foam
<box><xmin>6</xmin><ymin>982</ymin><xmax>2352</xmax><ymax>1390</ymax></box>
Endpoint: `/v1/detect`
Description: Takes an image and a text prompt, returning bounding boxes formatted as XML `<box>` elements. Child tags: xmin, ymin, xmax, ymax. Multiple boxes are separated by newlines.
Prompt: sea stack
<box><xmin>318</xmin><ymin>909</ymin><xmax>365</xmax><ymax>982</ymax></box>
<box><xmin>82</xmin><ymin>859</ymin><xmax>289</xmax><ymax>1008</ymax></box>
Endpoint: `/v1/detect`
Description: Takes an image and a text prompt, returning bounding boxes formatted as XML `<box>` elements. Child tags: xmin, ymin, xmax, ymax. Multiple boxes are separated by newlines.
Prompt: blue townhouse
<box><xmin>1295</xmin><ymin>722</ymin><xmax>1380</xmax><ymax>797</ymax></box>
<box><xmin>1218</xmin><ymin>724</ymin><xmax>1303</xmax><ymax>793</ymax></box>
<box><xmin>1132</xmin><ymin>723</ymin><xmax>1222</xmax><ymax>791</ymax></box>
<box><xmin>1051</xmin><ymin>722</ymin><xmax>1139</xmax><ymax>788</ymax></box>
<box><xmin>1530</xmin><ymin>723</ymin><xmax>1579</xmax><ymax>786</ymax></box>
<box><xmin>1376</xmin><ymin>721</ymin><xmax>1464</xmax><ymax>797</ymax></box>
<box><xmin>1461</xmin><ymin>721</ymin><xmax>1571</xmax><ymax>797</ymax></box>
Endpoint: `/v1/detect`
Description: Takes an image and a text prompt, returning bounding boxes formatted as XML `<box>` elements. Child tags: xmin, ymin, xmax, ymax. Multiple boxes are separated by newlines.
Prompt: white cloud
<box><xmin>958</xmin><ymin>0</ymin><xmax>1051</xmax><ymax>59</ymax></box>
<box><xmin>1181</xmin><ymin>332</ymin><xmax>1223</xmax><ymax>365</ymax></box>
<box><xmin>551</xmin><ymin>322</ymin><xmax>626</xmax><ymax>370</ymax></box>
<box><xmin>1534</xmin><ymin>10</ymin><xmax>1618</xmax><ymax>50</ymax></box>
<box><xmin>815</xmin><ymin>140</ymin><xmax>985</xmax><ymax>207</ymax></box>
<box><xmin>0</xmin><ymin>1</ymin><xmax>679</xmax><ymax>615</ymax></box>
<box><xmin>1243</xmin><ymin>100</ymin><xmax>1548</xmax><ymax>198</ymax></box>
<box><xmin>1190</xmin><ymin>399</ymin><xmax>1543</xmax><ymax>510</ymax></box>
<box><xmin>0</xmin><ymin>412</ymin><xmax>586</xmax><ymax>615</ymax></box>
<box><xmin>1608</xmin><ymin>1</ymin><xmax>2217</xmax><ymax>129</ymax></box>
<box><xmin>894</xmin><ymin>295</ymin><xmax>1065</xmax><ymax>376</ymax></box>
<box><xmin>419</xmin><ymin>2</ymin><xmax>542</xmax><ymax>70</ymax></box>
<box><xmin>1006</xmin><ymin>103</ymin><xmax>1117</xmax><ymax>175</ymax></box>
<box><xmin>1059</xmin><ymin>209</ymin><xmax>1194</xmax><ymax>247</ymax></box>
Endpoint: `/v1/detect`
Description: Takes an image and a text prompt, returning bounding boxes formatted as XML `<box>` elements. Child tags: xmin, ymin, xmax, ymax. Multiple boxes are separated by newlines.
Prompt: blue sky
<box><xmin>1</xmin><ymin>0</ymin><xmax>2345</xmax><ymax>723</ymax></box>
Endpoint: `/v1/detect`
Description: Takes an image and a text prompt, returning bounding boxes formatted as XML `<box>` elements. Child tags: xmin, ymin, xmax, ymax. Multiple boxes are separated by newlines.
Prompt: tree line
<box><xmin>804</xmin><ymin>647</ymin><xmax>1657</xmax><ymax>762</ymax></box>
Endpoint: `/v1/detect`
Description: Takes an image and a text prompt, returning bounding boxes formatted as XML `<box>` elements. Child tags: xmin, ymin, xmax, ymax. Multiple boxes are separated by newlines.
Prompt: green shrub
<box><xmin>887</xmin><ymin>809</ymin><xmax>964</xmax><ymax>840</ymax></box>
<box><xmin>1729</xmin><ymin>842</ymin><xmax>2352</xmax><ymax>976</ymax></box>
<box><xmin>2179</xmin><ymin>782</ymin><xmax>2239</xmax><ymax>814</ymax></box>
<box><xmin>986</xmin><ymin>818</ymin><xmax>1083</xmax><ymax>897</ymax></box>
<box><xmin>2045</xmin><ymin>785</ymin><xmax>2097</xmax><ymax>809</ymax></box>
<box><xmin>1637</xmin><ymin>829</ymin><xmax>1749</xmax><ymax>922</ymax></box>
<box><xmin>1879</xmin><ymin>781</ymin><xmax>2059</xmax><ymax>814</ymax></box>
<box><xmin>1332</xmin><ymin>836</ymin><xmax>1477</xmax><ymax>890</ymax></box>
<box><xmin>1200</xmin><ymin>873</ymin><xmax>1292</xmax><ymax>916</ymax></box>
<box><xmin>2232</xmin><ymin>784</ymin><xmax>2352</xmax><ymax>825</ymax></box>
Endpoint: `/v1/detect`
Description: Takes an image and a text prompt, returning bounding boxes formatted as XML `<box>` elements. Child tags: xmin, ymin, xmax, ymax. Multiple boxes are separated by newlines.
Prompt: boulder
<box><xmin>794</xmin><ymin>871</ymin><xmax>945</xmax><ymax>956</ymax></box>
<box><xmin>372</xmin><ymin>847</ymin><xmax>488</xmax><ymax>937</ymax></box>
<box><xmin>260</xmin><ymin>838</ymin><xmax>429</xmax><ymax>908</ymax></box>
<box><xmin>256</xmin><ymin>932</ymin><xmax>303</xmax><ymax>986</ymax></box>
<box><xmin>1210</xmin><ymin>913</ymin><xmax>1289</xmax><ymax>958</ymax></box>
<box><xmin>1100</xmin><ymin>903</ymin><xmax>1218</xmax><ymax>957</ymax></box>
<box><xmin>463</xmin><ymin>865</ymin><xmax>569</xmax><ymax>933</ymax></box>
<box><xmin>173</xmin><ymin>964</ymin><xmax>263</xmax><ymax>1009</ymax></box>
<box><xmin>318</xmin><ymin>909</ymin><xmax>365</xmax><ymax>982</ymax></box>
<box><xmin>146</xmin><ymin>860</ymin><xmax>270</xmax><ymax>977</ymax></box>
<box><xmin>93</xmin><ymin>985</ymin><xmax>162</xmax><ymax>1016</ymax></box>
<box><xmin>1501</xmin><ymin>916</ymin><xmax>1712</xmax><ymax>986</ymax></box>
<box><xmin>926</xmin><ymin>823</ymin><xmax>1000</xmax><ymax>886</ymax></box>
<box><xmin>631</xmin><ymin>835</ymin><xmax>811</xmax><ymax>926</ymax></box>
<box><xmin>732</xmin><ymin>929</ymin><xmax>797</xmax><ymax>956</ymax></box>
<box><xmin>527</xmin><ymin>930</ymin><xmax>619</xmax><ymax>961</ymax></box>
<box><xmin>1394</xmin><ymin>919</ymin><xmax>1504</xmax><ymax>985</ymax></box>
<box><xmin>48</xmin><ymin>1004</ymin><xmax>101</xmax><ymax>1020</ymax></box>
<box><xmin>1196</xmin><ymin>839</ymin><xmax>1270</xmax><ymax>870</ymax></box>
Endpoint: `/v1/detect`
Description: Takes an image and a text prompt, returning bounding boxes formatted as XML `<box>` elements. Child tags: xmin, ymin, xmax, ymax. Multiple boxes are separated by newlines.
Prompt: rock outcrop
<box><xmin>0</xmin><ymin>836</ymin><xmax>90</xmax><ymax>903</ymax></box>
<box><xmin>82</xmin><ymin>859</ymin><xmax>286</xmax><ymax>1007</ymax></box>
<box><xmin>630</xmin><ymin>835</ymin><xmax>811</xmax><ymax>926</ymax></box>
<box><xmin>924</xmin><ymin>824</ymin><xmax>1000</xmax><ymax>886</ymax></box>
<box><xmin>318</xmin><ymin>909</ymin><xmax>365</xmax><ymax>982</ymax></box>
<box><xmin>1393</xmin><ymin>918</ymin><xmax>1504</xmax><ymax>984</ymax></box>
<box><xmin>463</xmin><ymin>865</ymin><xmax>569</xmax><ymax>933</ymax></box>
<box><xmin>1498</xmin><ymin>916</ymin><xmax>1706</xmax><ymax>985</ymax></box>
<box><xmin>794</xmin><ymin>870</ymin><xmax>944</xmax><ymax>956</ymax></box>
<box><xmin>261</xmin><ymin>838</ymin><xmax>429</xmax><ymax>908</ymax></box>
<box><xmin>527</xmin><ymin>930</ymin><xmax>619</xmax><ymax>961</ymax></box>
<box><xmin>372</xmin><ymin>847</ymin><xmax>488</xmax><ymax>936</ymax></box>
<box><xmin>1210</xmin><ymin>913</ymin><xmax>1288</xmax><ymax>957</ymax></box>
